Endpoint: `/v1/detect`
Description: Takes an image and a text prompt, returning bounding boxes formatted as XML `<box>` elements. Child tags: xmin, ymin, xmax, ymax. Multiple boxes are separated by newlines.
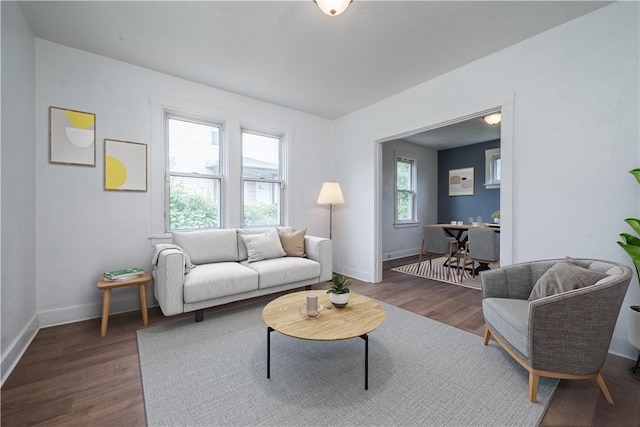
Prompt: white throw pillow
<box><xmin>240</xmin><ymin>228</ymin><xmax>286</xmax><ymax>263</ymax></box>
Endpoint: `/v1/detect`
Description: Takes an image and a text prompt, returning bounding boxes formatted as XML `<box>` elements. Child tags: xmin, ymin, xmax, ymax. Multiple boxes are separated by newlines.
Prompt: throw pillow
<box><xmin>528</xmin><ymin>261</ymin><xmax>608</xmax><ymax>301</ymax></box>
<box><xmin>240</xmin><ymin>228</ymin><xmax>286</xmax><ymax>263</ymax></box>
<box><xmin>278</xmin><ymin>228</ymin><xmax>307</xmax><ymax>257</ymax></box>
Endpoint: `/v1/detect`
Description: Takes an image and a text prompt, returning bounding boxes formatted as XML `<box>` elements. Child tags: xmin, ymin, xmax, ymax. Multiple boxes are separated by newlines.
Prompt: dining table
<box><xmin>431</xmin><ymin>223</ymin><xmax>500</xmax><ymax>246</ymax></box>
<box><xmin>430</xmin><ymin>223</ymin><xmax>500</xmax><ymax>274</ymax></box>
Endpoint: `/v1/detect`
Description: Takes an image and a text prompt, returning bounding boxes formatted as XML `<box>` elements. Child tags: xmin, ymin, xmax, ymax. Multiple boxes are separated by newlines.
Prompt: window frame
<box><xmin>164</xmin><ymin>112</ymin><xmax>224</xmax><ymax>232</ymax></box>
<box><xmin>484</xmin><ymin>148</ymin><xmax>501</xmax><ymax>189</ymax></box>
<box><xmin>240</xmin><ymin>127</ymin><xmax>285</xmax><ymax>228</ymax></box>
<box><xmin>394</xmin><ymin>152</ymin><xmax>418</xmax><ymax>226</ymax></box>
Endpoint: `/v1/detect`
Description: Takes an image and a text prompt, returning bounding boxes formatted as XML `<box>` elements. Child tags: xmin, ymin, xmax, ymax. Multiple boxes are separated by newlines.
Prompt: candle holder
<box><xmin>299</xmin><ymin>303</ymin><xmax>323</xmax><ymax>318</ymax></box>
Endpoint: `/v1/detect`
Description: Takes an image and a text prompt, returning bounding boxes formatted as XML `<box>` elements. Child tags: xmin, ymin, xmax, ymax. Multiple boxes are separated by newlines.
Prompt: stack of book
<box><xmin>103</xmin><ymin>267</ymin><xmax>144</xmax><ymax>281</ymax></box>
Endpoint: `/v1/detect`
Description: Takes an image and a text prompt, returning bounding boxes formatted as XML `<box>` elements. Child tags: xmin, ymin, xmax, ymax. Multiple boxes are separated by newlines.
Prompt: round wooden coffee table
<box><xmin>262</xmin><ymin>290</ymin><xmax>385</xmax><ymax>389</ymax></box>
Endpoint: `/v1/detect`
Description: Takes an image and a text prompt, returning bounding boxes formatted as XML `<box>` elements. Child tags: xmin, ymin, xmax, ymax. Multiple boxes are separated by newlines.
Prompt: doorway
<box><xmin>373</xmin><ymin>99</ymin><xmax>514</xmax><ymax>283</ymax></box>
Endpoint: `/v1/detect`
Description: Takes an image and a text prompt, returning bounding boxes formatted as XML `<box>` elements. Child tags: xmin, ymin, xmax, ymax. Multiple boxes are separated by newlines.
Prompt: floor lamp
<box><xmin>317</xmin><ymin>182</ymin><xmax>345</xmax><ymax>240</ymax></box>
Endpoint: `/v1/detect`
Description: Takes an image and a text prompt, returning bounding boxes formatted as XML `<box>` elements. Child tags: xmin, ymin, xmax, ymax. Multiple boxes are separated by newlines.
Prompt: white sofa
<box><xmin>152</xmin><ymin>228</ymin><xmax>332</xmax><ymax>321</ymax></box>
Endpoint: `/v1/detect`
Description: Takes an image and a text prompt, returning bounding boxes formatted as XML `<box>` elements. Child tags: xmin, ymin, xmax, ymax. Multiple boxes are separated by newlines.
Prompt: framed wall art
<box><xmin>104</xmin><ymin>139</ymin><xmax>148</xmax><ymax>192</ymax></box>
<box><xmin>49</xmin><ymin>106</ymin><xmax>96</xmax><ymax>166</ymax></box>
<box><xmin>449</xmin><ymin>167</ymin><xmax>474</xmax><ymax>196</ymax></box>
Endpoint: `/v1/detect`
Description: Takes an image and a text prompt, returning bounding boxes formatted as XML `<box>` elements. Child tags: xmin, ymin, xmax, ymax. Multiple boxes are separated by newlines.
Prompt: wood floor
<box><xmin>2</xmin><ymin>257</ymin><xmax>639</xmax><ymax>426</ymax></box>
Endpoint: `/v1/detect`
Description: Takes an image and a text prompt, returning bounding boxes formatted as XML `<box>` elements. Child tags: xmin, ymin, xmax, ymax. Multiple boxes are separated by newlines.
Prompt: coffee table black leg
<box><xmin>360</xmin><ymin>334</ymin><xmax>369</xmax><ymax>390</ymax></box>
<box><xmin>267</xmin><ymin>327</ymin><xmax>274</xmax><ymax>379</ymax></box>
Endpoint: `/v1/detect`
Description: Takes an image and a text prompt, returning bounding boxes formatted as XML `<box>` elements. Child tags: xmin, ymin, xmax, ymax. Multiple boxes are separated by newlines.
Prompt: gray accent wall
<box><xmin>382</xmin><ymin>140</ymin><xmax>437</xmax><ymax>260</ymax></box>
<box><xmin>438</xmin><ymin>140</ymin><xmax>500</xmax><ymax>224</ymax></box>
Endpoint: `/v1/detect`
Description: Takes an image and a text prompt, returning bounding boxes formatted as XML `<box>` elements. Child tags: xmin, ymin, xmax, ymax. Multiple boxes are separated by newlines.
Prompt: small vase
<box><xmin>330</xmin><ymin>293</ymin><xmax>349</xmax><ymax>308</ymax></box>
<box><xmin>493</xmin><ymin>218</ymin><xmax>500</xmax><ymax>224</ymax></box>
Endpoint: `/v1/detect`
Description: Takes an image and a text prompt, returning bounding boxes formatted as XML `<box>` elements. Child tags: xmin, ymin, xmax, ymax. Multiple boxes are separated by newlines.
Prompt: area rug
<box><xmin>137</xmin><ymin>299</ymin><xmax>557</xmax><ymax>426</ymax></box>
<box><xmin>391</xmin><ymin>257</ymin><xmax>499</xmax><ymax>290</ymax></box>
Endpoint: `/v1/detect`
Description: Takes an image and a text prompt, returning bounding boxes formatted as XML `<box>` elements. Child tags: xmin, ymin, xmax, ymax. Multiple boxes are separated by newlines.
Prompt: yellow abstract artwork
<box><xmin>104</xmin><ymin>139</ymin><xmax>147</xmax><ymax>191</ymax></box>
<box><xmin>49</xmin><ymin>106</ymin><xmax>96</xmax><ymax>166</ymax></box>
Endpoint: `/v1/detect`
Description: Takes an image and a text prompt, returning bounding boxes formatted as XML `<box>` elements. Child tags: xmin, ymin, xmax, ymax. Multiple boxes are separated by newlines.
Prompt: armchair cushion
<box><xmin>528</xmin><ymin>261</ymin><xmax>608</xmax><ymax>301</ymax></box>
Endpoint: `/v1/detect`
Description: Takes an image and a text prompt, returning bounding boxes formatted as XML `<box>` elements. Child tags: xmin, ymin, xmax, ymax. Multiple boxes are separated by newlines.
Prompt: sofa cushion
<box><xmin>240</xmin><ymin>228</ymin><xmax>286</xmax><ymax>263</ymax></box>
<box><xmin>278</xmin><ymin>227</ymin><xmax>307</xmax><ymax>257</ymax></box>
<box><xmin>243</xmin><ymin>257</ymin><xmax>321</xmax><ymax>289</ymax></box>
<box><xmin>528</xmin><ymin>261</ymin><xmax>608</xmax><ymax>301</ymax></box>
<box><xmin>183</xmin><ymin>262</ymin><xmax>258</xmax><ymax>303</ymax></box>
<box><xmin>173</xmin><ymin>229</ymin><xmax>238</xmax><ymax>265</ymax></box>
<box><xmin>483</xmin><ymin>298</ymin><xmax>531</xmax><ymax>358</ymax></box>
<box><xmin>237</xmin><ymin>227</ymin><xmax>291</xmax><ymax>261</ymax></box>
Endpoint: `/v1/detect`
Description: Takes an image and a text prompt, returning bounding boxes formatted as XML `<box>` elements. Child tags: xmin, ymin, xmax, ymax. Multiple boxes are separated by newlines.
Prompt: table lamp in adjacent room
<box><xmin>317</xmin><ymin>182</ymin><xmax>345</xmax><ymax>240</ymax></box>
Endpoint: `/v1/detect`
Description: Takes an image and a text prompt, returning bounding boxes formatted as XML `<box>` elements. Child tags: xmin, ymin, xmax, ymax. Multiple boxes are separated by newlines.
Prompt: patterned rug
<box><xmin>391</xmin><ymin>256</ymin><xmax>499</xmax><ymax>290</ymax></box>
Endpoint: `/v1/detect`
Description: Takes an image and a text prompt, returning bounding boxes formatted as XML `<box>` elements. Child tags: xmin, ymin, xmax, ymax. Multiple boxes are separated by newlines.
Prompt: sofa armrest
<box><xmin>481</xmin><ymin>263</ymin><xmax>537</xmax><ymax>300</ymax></box>
<box><xmin>153</xmin><ymin>248</ymin><xmax>185</xmax><ymax>316</ymax></box>
<box><xmin>305</xmin><ymin>235</ymin><xmax>332</xmax><ymax>282</ymax></box>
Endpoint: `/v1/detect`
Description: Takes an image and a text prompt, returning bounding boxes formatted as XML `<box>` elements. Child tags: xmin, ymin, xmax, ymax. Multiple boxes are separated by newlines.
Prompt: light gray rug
<box><xmin>137</xmin><ymin>299</ymin><xmax>557</xmax><ymax>426</ymax></box>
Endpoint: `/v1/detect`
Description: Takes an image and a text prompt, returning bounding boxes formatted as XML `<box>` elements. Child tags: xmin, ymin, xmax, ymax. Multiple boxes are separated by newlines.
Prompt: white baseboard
<box><xmin>1</xmin><ymin>313</ymin><xmax>39</xmax><ymax>386</ymax></box>
<box><xmin>383</xmin><ymin>249</ymin><xmax>419</xmax><ymax>261</ymax></box>
<box><xmin>38</xmin><ymin>293</ymin><xmax>158</xmax><ymax>328</ymax></box>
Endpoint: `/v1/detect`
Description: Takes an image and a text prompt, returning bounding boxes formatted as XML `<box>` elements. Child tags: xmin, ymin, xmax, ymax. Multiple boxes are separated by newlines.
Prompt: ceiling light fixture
<box><xmin>483</xmin><ymin>112</ymin><xmax>502</xmax><ymax>125</ymax></box>
<box><xmin>314</xmin><ymin>0</ymin><xmax>353</xmax><ymax>16</ymax></box>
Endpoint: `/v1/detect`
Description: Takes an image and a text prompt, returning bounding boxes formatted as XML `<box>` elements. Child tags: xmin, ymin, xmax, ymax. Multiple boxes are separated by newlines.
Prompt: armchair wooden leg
<box><xmin>595</xmin><ymin>372</ymin><xmax>614</xmax><ymax>404</ymax></box>
<box><xmin>528</xmin><ymin>372</ymin><xmax>540</xmax><ymax>403</ymax></box>
<box><xmin>483</xmin><ymin>327</ymin><xmax>492</xmax><ymax>345</ymax></box>
<box><xmin>418</xmin><ymin>240</ymin><xmax>424</xmax><ymax>264</ymax></box>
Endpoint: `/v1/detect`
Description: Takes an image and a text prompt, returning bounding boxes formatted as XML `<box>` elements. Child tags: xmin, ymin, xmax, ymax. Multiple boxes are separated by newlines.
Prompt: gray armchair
<box><xmin>481</xmin><ymin>258</ymin><xmax>632</xmax><ymax>403</ymax></box>
<box><xmin>418</xmin><ymin>226</ymin><xmax>459</xmax><ymax>280</ymax></box>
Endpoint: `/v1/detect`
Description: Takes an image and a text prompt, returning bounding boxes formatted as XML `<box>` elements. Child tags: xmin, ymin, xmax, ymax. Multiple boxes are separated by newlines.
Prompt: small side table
<box><xmin>96</xmin><ymin>271</ymin><xmax>152</xmax><ymax>337</ymax></box>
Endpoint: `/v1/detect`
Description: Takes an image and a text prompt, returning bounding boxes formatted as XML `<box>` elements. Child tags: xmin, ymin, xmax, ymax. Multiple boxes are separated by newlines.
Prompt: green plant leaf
<box><xmin>618</xmin><ymin>241</ymin><xmax>640</xmax><ymax>276</ymax></box>
<box><xmin>624</xmin><ymin>218</ymin><xmax>640</xmax><ymax>236</ymax></box>
<box><xmin>630</xmin><ymin>168</ymin><xmax>640</xmax><ymax>184</ymax></box>
<box><xmin>619</xmin><ymin>232</ymin><xmax>640</xmax><ymax>246</ymax></box>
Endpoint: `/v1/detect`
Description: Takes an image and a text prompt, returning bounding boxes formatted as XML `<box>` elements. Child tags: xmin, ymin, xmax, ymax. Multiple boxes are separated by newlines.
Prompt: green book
<box><xmin>104</xmin><ymin>267</ymin><xmax>144</xmax><ymax>279</ymax></box>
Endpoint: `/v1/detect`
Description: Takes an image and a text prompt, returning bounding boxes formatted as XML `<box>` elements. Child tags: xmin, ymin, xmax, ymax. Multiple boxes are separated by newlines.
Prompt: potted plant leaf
<box><xmin>491</xmin><ymin>210</ymin><xmax>501</xmax><ymax>224</ymax></box>
<box><xmin>617</xmin><ymin>168</ymin><xmax>640</xmax><ymax>378</ymax></box>
<box><xmin>327</xmin><ymin>274</ymin><xmax>351</xmax><ymax>308</ymax></box>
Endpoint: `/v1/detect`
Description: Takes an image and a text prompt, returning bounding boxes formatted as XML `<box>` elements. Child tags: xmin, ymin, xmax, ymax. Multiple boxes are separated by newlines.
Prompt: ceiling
<box><xmin>20</xmin><ymin>1</ymin><xmax>610</xmax><ymax>123</ymax></box>
<box><xmin>402</xmin><ymin>115</ymin><xmax>500</xmax><ymax>150</ymax></box>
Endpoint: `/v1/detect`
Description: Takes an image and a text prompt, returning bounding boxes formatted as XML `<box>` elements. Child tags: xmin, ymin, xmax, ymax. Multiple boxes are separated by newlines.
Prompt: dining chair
<box><xmin>459</xmin><ymin>228</ymin><xmax>500</xmax><ymax>280</ymax></box>
<box><xmin>419</xmin><ymin>226</ymin><xmax>459</xmax><ymax>280</ymax></box>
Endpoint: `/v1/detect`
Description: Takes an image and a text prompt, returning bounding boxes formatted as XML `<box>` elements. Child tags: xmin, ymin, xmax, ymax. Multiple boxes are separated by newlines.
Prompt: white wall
<box><xmin>34</xmin><ymin>40</ymin><xmax>333</xmax><ymax>327</ymax></box>
<box><xmin>1</xmin><ymin>2</ymin><xmax>38</xmax><ymax>383</ymax></box>
<box><xmin>332</xmin><ymin>2</ymin><xmax>639</xmax><ymax>358</ymax></box>
<box><xmin>382</xmin><ymin>140</ymin><xmax>437</xmax><ymax>260</ymax></box>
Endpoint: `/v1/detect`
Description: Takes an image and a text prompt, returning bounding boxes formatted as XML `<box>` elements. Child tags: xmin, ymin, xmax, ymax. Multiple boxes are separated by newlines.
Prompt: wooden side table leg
<box><xmin>138</xmin><ymin>283</ymin><xmax>149</xmax><ymax>327</ymax></box>
<box><xmin>101</xmin><ymin>289</ymin><xmax>111</xmax><ymax>337</ymax></box>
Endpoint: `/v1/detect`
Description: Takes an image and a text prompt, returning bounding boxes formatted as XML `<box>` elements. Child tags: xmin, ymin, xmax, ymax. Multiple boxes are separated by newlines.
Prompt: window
<box><xmin>395</xmin><ymin>154</ymin><xmax>417</xmax><ymax>224</ymax></box>
<box><xmin>485</xmin><ymin>148</ymin><xmax>501</xmax><ymax>189</ymax></box>
<box><xmin>242</xmin><ymin>129</ymin><xmax>284</xmax><ymax>227</ymax></box>
<box><xmin>166</xmin><ymin>115</ymin><xmax>222</xmax><ymax>231</ymax></box>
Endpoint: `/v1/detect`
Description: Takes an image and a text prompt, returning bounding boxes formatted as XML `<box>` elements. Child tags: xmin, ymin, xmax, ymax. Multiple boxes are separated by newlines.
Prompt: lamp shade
<box><xmin>317</xmin><ymin>182</ymin><xmax>345</xmax><ymax>204</ymax></box>
<box><xmin>314</xmin><ymin>0</ymin><xmax>352</xmax><ymax>16</ymax></box>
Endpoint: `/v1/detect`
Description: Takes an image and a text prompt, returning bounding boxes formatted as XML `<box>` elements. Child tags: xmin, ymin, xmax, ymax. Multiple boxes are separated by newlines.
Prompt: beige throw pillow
<box><xmin>528</xmin><ymin>260</ymin><xmax>608</xmax><ymax>301</ymax></box>
<box><xmin>278</xmin><ymin>228</ymin><xmax>307</xmax><ymax>257</ymax></box>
